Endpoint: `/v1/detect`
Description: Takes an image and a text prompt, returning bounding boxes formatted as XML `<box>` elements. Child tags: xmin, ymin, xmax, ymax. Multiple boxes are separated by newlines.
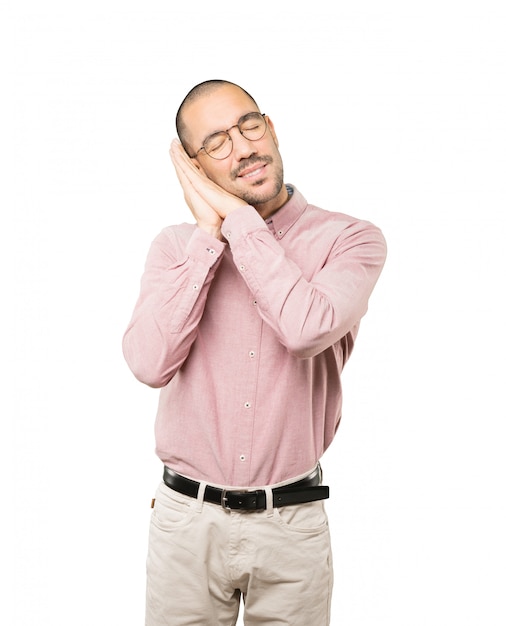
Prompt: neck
<box><xmin>255</xmin><ymin>184</ymin><xmax>290</xmax><ymax>220</ymax></box>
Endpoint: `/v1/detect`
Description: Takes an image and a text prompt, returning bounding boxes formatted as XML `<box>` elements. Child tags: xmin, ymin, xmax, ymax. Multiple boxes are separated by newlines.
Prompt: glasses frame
<box><xmin>188</xmin><ymin>112</ymin><xmax>267</xmax><ymax>160</ymax></box>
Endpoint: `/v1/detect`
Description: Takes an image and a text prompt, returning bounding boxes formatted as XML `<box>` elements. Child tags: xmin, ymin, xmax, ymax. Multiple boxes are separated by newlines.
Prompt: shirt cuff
<box><xmin>221</xmin><ymin>205</ymin><xmax>268</xmax><ymax>244</ymax></box>
<box><xmin>186</xmin><ymin>228</ymin><xmax>226</xmax><ymax>267</ymax></box>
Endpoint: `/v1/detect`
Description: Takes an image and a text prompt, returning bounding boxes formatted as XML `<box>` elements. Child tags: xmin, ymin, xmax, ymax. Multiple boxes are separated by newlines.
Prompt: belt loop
<box><xmin>195</xmin><ymin>481</ymin><xmax>207</xmax><ymax>513</ymax></box>
<box><xmin>265</xmin><ymin>486</ymin><xmax>274</xmax><ymax>517</ymax></box>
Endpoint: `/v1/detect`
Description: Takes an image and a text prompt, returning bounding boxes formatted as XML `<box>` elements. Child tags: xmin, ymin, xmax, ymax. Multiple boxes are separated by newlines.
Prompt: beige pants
<box><xmin>145</xmin><ymin>476</ymin><xmax>333</xmax><ymax>625</ymax></box>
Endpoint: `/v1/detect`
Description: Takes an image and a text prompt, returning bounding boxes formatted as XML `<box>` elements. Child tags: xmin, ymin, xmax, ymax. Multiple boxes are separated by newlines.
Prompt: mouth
<box><xmin>238</xmin><ymin>164</ymin><xmax>267</xmax><ymax>180</ymax></box>
<box><xmin>234</xmin><ymin>156</ymin><xmax>272</xmax><ymax>181</ymax></box>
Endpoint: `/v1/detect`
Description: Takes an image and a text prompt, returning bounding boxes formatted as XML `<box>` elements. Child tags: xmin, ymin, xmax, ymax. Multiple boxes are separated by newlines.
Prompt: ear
<box><xmin>190</xmin><ymin>156</ymin><xmax>203</xmax><ymax>171</ymax></box>
<box><xmin>265</xmin><ymin>115</ymin><xmax>279</xmax><ymax>147</ymax></box>
<box><xmin>190</xmin><ymin>155</ymin><xmax>213</xmax><ymax>181</ymax></box>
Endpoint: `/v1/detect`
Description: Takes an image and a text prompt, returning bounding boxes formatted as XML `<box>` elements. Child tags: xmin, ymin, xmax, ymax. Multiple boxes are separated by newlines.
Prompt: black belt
<box><xmin>163</xmin><ymin>466</ymin><xmax>329</xmax><ymax>511</ymax></box>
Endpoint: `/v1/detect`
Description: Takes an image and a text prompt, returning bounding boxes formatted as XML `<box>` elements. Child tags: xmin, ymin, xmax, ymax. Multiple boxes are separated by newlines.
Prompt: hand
<box><xmin>169</xmin><ymin>140</ymin><xmax>247</xmax><ymax>238</ymax></box>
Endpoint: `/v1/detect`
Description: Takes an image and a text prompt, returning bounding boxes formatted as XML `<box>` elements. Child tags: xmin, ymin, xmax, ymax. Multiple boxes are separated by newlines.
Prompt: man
<box><xmin>123</xmin><ymin>79</ymin><xmax>386</xmax><ymax>625</ymax></box>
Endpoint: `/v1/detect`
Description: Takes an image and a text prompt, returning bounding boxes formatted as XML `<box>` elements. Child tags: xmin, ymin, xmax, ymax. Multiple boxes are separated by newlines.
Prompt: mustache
<box><xmin>232</xmin><ymin>155</ymin><xmax>273</xmax><ymax>178</ymax></box>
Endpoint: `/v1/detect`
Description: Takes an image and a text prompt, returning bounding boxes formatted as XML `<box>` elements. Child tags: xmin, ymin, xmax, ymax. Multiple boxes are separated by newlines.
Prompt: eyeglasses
<box><xmin>189</xmin><ymin>112</ymin><xmax>267</xmax><ymax>160</ymax></box>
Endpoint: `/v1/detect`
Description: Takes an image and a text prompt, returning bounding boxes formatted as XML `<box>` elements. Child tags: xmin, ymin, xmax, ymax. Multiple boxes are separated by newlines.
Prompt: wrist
<box><xmin>218</xmin><ymin>200</ymin><xmax>248</xmax><ymax>219</ymax></box>
<box><xmin>198</xmin><ymin>222</ymin><xmax>224</xmax><ymax>241</ymax></box>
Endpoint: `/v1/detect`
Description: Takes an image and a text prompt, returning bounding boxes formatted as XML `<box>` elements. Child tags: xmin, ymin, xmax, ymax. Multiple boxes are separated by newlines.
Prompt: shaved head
<box><xmin>176</xmin><ymin>80</ymin><xmax>259</xmax><ymax>154</ymax></box>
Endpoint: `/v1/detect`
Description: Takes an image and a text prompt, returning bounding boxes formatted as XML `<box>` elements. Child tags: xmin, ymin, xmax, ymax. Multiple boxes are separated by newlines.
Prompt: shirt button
<box><xmin>239</xmin><ymin>455</ymin><xmax>246</xmax><ymax>462</ymax></box>
<box><xmin>249</xmin><ymin>351</ymin><xmax>255</xmax><ymax>358</ymax></box>
<box><xmin>277</xmin><ymin>230</ymin><xmax>283</xmax><ymax>236</ymax></box>
<box><xmin>244</xmin><ymin>402</ymin><xmax>251</xmax><ymax>409</ymax></box>
<box><xmin>192</xmin><ymin>284</ymin><xmax>199</xmax><ymax>290</ymax></box>
<box><xmin>252</xmin><ymin>300</ymin><xmax>257</xmax><ymax>306</ymax></box>
<box><xmin>239</xmin><ymin>264</ymin><xmax>246</xmax><ymax>271</ymax></box>
<box><xmin>207</xmin><ymin>247</ymin><xmax>216</xmax><ymax>255</ymax></box>
<box><xmin>225</xmin><ymin>232</ymin><xmax>232</xmax><ymax>239</ymax></box>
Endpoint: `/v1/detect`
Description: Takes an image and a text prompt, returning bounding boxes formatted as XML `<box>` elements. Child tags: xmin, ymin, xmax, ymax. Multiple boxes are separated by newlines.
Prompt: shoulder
<box><xmin>145</xmin><ymin>222</ymin><xmax>198</xmax><ymax>262</ymax></box>
<box><xmin>303</xmin><ymin>202</ymin><xmax>386</xmax><ymax>250</ymax></box>
<box><xmin>156</xmin><ymin>222</ymin><xmax>197</xmax><ymax>241</ymax></box>
<box><xmin>151</xmin><ymin>222</ymin><xmax>197</xmax><ymax>248</ymax></box>
<box><xmin>291</xmin><ymin>186</ymin><xmax>384</xmax><ymax>238</ymax></box>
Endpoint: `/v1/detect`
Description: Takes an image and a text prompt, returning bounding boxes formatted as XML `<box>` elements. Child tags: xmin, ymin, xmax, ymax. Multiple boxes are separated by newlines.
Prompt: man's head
<box><xmin>176</xmin><ymin>80</ymin><xmax>287</xmax><ymax>215</ymax></box>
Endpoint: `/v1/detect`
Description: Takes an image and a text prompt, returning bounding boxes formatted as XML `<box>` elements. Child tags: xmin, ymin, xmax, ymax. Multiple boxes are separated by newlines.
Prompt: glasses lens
<box><xmin>240</xmin><ymin>113</ymin><xmax>266</xmax><ymax>141</ymax></box>
<box><xmin>204</xmin><ymin>132</ymin><xmax>231</xmax><ymax>159</ymax></box>
<box><xmin>202</xmin><ymin>113</ymin><xmax>267</xmax><ymax>160</ymax></box>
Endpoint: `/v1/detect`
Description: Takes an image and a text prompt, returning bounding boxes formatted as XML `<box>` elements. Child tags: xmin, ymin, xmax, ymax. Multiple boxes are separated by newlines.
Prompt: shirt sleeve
<box><xmin>122</xmin><ymin>227</ymin><xmax>226</xmax><ymax>387</ymax></box>
<box><xmin>221</xmin><ymin>205</ymin><xmax>387</xmax><ymax>359</ymax></box>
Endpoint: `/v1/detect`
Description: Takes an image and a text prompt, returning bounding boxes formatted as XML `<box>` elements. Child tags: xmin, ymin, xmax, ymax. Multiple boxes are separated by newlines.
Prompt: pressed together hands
<box><xmin>170</xmin><ymin>139</ymin><xmax>247</xmax><ymax>240</ymax></box>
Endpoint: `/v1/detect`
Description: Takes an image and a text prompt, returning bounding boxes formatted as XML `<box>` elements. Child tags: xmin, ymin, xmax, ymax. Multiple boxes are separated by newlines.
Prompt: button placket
<box><xmin>233</xmin><ymin>309</ymin><xmax>262</xmax><ymax>484</ymax></box>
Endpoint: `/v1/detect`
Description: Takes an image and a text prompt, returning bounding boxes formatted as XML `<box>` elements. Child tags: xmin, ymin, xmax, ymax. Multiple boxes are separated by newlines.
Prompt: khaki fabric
<box><xmin>146</xmin><ymin>481</ymin><xmax>333</xmax><ymax>625</ymax></box>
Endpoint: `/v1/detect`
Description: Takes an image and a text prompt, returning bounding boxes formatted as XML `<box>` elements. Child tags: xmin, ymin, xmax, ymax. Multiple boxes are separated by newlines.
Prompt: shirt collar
<box><xmin>264</xmin><ymin>185</ymin><xmax>307</xmax><ymax>239</ymax></box>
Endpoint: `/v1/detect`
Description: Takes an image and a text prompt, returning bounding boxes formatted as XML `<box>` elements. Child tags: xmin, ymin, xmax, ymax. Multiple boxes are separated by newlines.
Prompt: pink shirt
<box><xmin>123</xmin><ymin>186</ymin><xmax>386</xmax><ymax>487</ymax></box>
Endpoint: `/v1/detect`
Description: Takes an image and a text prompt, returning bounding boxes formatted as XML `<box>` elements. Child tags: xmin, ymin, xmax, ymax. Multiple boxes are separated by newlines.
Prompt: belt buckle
<box><xmin>221</xmin><ymin>489</ymin><xmax>260</xmax><ymax>510</ymax></box>
<box><xmin>221</xmin><ymin>489</ymin><xmax>245</xmax><ymax>510</ymax></box>
<box><xmin>221</xmin><ymin>489</ymin><xmax>231</xmax><ymax>510</ymax></box>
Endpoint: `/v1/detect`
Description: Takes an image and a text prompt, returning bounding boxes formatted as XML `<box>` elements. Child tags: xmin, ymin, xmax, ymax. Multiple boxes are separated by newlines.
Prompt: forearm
<box><xmin>123</xmin><ymin>228</ymin><xmax>225</xmax><ymax>386</ymax></box>
<box><xmin>222</xmin><ymin>206</ymin><xmax>387</xmax><ymax>358</ymax></box>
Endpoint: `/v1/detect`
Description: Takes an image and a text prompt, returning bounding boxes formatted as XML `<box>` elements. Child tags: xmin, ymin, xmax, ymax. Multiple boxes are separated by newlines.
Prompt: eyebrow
<box><xmin>203</xmin><ymin>111</ymin><xmax>260</xmax><ymax>141</ymax></box>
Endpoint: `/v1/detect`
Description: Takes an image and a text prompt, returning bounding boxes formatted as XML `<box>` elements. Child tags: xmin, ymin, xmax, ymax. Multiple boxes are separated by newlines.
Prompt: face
<box><xmin>183</xmin><ymin>84</ymin><xmax>288</xmax><ymax>216</ymax></box>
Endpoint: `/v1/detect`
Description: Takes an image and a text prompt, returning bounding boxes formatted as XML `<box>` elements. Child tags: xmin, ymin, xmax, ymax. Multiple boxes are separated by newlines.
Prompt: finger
<box><xmin>171</xmin><ymin>140</ymin><xmax>209</xmax><ymax>178</ymax></box>
<box><xmin>170</xmin><ymin>139</ymin><xmax>195</xmax><ymax>168</ymax></box>
<box><xmin>170</xmin><ymin>148</ymin><xmax>203</xmax><ymax>189</ymax></box>
<box><xmin>170</xmin><ymin>144</ymin><xmax>200</xmax><ymax>187</ymax></box>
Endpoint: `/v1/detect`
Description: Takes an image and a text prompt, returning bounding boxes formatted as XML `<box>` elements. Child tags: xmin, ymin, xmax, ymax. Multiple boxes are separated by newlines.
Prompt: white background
<box><xmin>2</xmin><ymin>1</ymin><xmax>505</xmax><ymax>624</ymax></box>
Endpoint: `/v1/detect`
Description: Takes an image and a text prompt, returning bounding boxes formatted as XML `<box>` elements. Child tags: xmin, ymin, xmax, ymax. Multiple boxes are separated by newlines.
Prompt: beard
<box><xmin>230</xmin><ymin>155</ymin><xmax>285</xmax><ymax>207</ymax></box>
<box><xmin>239</xmin><ymin>170</ymin><xmax>285</xmax><ymax>207</ymax></box>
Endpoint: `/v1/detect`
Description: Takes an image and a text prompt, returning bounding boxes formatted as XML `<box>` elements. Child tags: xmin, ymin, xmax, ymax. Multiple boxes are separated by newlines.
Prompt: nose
<box><xmin>229</xmin><ymin>126</ymin><xmax>257</xmax><ymax>160</ymax></box>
